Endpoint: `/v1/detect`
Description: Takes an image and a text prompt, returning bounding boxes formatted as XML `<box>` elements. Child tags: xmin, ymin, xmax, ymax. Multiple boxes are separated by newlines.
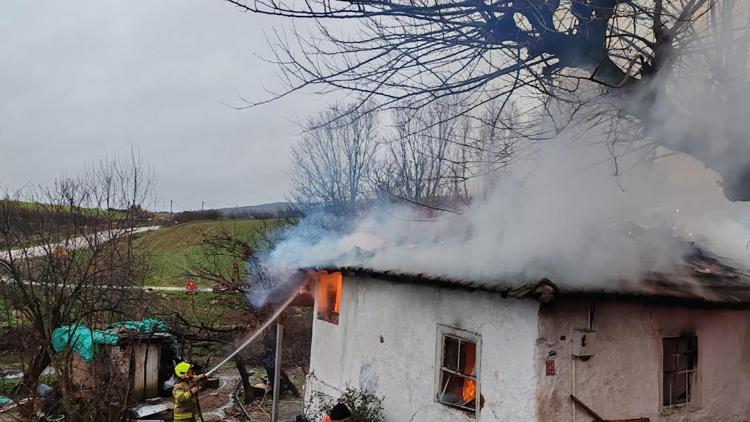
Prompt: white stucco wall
<box><xmin>306</xmin><ymin>275</ymin><xmax>541</xmax><ymax>421</ymax></box>
<box><xmin>535</xmin><ymin>300</ymin><xmax>750</xmax><ymax>422</ymax></box>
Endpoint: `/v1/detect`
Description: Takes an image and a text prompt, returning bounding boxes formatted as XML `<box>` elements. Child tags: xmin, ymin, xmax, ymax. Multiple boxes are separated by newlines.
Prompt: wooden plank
<box><xmin>570</xmin><ymin>394</ymin><xmax>604</xmax><ymax>421</ymax></box>
<box><xmin>132</xmin><ymin>345</ymin><xmax>146</xmax><ymax>402</ymax></box>
<box><xmin>609</xmin><ymin>420</ymin><xmax>649</xmax><ymax>422</ymax></box>
<box><xmin>144</xmin><ymin>344</ymin><xmax>160</xmax><ymax>398</ymax></box>
<box><xmin>71</xmin><ymin>353</ymin><xmax>95</xmax><ymax>389</ymax></box>
<box><xmin>569</xmin><ymin>395</ymin><xmax>649</xmax><ymax>422</ymax></box>
<box><xmin>108</xmin><ymin>346</ymin><xmax>131</xmax><ymax>404</ymax></box>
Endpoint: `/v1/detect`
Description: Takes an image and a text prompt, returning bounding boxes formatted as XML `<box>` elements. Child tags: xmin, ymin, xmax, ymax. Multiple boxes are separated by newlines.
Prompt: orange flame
<box><xmin>462</xmin><ymin>378</ymin><xmax>476</xmax><ymax>403</ymax></box>
<box><xmin>462</xmin><ymin>342</ymin><xmax>476</xmax><ymax>403</ymax></box>
<box><xmin>317</xmin><ymin>271</ymin><xmax>342</xmax><ymax>314</ymax></box>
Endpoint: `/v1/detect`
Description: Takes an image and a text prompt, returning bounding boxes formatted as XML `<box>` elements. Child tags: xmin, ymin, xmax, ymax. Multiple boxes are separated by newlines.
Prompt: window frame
<box><xmin>661</xmin><ymin>334</ymin><xmax>699</xmax><ymax>412</ymax></box>
<box><xmin>434</xmin><ymin>324</ymin><xmax>481</xmax><ymax>416</ymax></box>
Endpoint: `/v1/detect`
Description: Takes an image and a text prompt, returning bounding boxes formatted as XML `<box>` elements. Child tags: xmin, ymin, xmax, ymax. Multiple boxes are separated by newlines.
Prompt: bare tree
<box><xmin>289</xmin><ymin>103</ymin><xmax>379</xmax><ymax>213</ymax></box>
<box><xmin>83</xmin><ymin>148</ymin><xmax>155</xmax><ymax>215</ymax></box>
<box><xmin>375</xmin><ymin>100</ymin><xmax>469</xmax><ymax>207</ymax></box>
<box><xmin>471</xmin><ymin>100</ymin><xmax>521</xmax><ymax>199</ymax></box>
<box><xmin>227</xmin><ymin>0</ymin><xmax>750</xmax><ymax>201</ymax></box>
<box><xmin>0</xmin><ymin>154</ymin><xmax>156</xmax><ymax>417</ymax></box>
<box><xmin>372</xmin><ymin>97</ymin><xmax>520</xmax><ymax>208</ymax></box>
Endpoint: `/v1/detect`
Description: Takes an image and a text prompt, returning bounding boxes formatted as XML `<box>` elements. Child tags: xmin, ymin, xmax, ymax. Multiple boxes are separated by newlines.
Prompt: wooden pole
<box><xmin>271</xmin><ymin>322</ymin><xmax>284</xmax><ymax>422</ymax></box>
<box><xmin>569</xmin><ymin>394</ymin><xmax>604</xmax><ymax>421</ymax></box>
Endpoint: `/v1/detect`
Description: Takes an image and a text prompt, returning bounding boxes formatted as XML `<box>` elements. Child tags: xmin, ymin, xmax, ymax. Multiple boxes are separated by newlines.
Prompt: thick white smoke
<box><xmin>266</xmin><ymin>137</ymin><xmax>750</xmax><ymax>288</ymax></box>
<box><xmin>262</xmin><ymin>3</ymin><xmax>750</xmax><ymax>288</ymax></box>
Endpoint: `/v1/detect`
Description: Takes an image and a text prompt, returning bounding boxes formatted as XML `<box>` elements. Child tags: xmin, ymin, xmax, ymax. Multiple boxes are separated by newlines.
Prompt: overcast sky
<box><xmin>0</xmin><ymin>0</ymin><xmax>325</xmax><ymax>211</ymax></box>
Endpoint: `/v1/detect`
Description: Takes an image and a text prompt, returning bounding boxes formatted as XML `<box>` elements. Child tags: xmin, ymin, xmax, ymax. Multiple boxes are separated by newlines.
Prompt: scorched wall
<box><xmin>535</xmin><ymin>299</ymin><xmax>750</xmax><ymax>422</ymax></box>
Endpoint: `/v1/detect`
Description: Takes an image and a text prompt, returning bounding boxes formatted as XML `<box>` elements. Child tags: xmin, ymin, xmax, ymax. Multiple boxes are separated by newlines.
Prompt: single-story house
<box><xmin>301</xmin><ymin>250</ymin><xmax>750</xmax><ymax>421</ymax></box>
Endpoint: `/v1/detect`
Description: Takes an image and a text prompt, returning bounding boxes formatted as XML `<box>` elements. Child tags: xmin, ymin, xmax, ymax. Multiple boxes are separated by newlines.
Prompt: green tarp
<box><xmin>51</xmin><ymin>326</ymin><xmax>120</xmax><ymax>362</ymax></box>
<box><xmin>51</xmin><ymin>318</ymin><xmax>171</xmax><ymax>362</ymax></box>
<box><xmin>107</xmin><ymin>318</ymin><xmax>169</xmax><ymax>333</ymax></box>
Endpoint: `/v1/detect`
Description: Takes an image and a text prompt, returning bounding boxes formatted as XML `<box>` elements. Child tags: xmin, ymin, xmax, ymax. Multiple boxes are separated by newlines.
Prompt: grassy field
<box><xmin>5</xmin><ymin>199</ymin><xmax>128</xmax><ymax>219</ymax></box>
<box><xmin>137</xmin><ymin>219</ymin><xmax>280</xmax><ymax>287</ymax></box>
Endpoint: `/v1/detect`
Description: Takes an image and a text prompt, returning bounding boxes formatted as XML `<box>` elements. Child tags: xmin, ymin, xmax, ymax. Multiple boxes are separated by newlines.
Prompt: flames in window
<box><xmin>461</xmin><ymin>343</ymin><xmax>476</xmax><ymax>402</ymax></box>
<box><xmin>439</xmin><ymin>334</ymin><xmax>479</xmax><ymax>413</ymax></box>
<box><xmin>316</xmin><ymin>271</ymin><xmax>342</xmax><ymax>324</ymax></box>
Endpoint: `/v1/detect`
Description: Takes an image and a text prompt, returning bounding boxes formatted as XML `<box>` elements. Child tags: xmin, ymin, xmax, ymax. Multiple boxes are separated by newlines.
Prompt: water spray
<box><xmin>205</xmin><ymin>291</ymin><xmax>298</xmax><ymax>376</ymax></box>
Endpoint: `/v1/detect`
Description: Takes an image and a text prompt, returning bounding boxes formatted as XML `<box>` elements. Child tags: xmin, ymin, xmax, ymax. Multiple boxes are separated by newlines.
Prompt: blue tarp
<box><xmin>51</xmin><ymin>318</ymin><xmax>171</xmax><ymax>362</ymax></box>
<box><xmin>0</xmin><ymin>395</ymin><xmax>10</xmax><ymax>407</ymax></box>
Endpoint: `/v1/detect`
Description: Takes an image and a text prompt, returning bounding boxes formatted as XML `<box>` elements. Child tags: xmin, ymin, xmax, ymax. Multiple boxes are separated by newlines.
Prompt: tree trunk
<box><xmin>18</xmin><ymin>345</ymin><xmax>51</xmax><ymax>396</ymax></box>
<box><xmin>234</xmin><ymin>357</ymin><xmax>254</xmax><ymax>404</ymax></box>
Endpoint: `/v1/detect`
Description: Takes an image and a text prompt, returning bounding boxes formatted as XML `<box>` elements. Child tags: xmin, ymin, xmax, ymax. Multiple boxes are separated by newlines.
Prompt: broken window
<box><xmin>316</xmin><ymin>272</ymin><xmax>342</xmax><ymax>324</ymax></box>
<box><xmin>663</xmin><ymin>336</ymin><xmax>698</xmax><ymax>408</ymax></box>
<box><xmin>436</xmin><ymin>326</ymin><xmax>480</xmax><ymax>415</ymax></box>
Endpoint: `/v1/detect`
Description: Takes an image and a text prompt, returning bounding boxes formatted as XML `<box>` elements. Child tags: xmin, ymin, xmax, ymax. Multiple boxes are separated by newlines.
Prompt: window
<box><xmin>663</xmin><ymin>336</ymin><xmax>698</xmax><ymax>408</ymax></box>
<box><xmin>436</xmin><ymin>325</ymin><xmax>480</xmax><ymax>415</ymax></box>
<box><xmin>316</xmin><ymin>272</ymin><xmax>342</xmax><ymax>324</ymax></box>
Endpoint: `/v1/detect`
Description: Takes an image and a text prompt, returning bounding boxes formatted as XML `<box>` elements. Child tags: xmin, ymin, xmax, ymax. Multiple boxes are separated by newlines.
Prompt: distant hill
<box><xmin>215</xmin><ymin>202</ymin><xmax>300</xmax><ymax>218</ymax></box>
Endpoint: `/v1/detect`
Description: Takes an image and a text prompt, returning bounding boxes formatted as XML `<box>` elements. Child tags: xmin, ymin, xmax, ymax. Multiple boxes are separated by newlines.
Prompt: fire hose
<box><xmin>205</xmin><ymin>291</ymin><xmax>298</xmax><ymax>376</ymax></box>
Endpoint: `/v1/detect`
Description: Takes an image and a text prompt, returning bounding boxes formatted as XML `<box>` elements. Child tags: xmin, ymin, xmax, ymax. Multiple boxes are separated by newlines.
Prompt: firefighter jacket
<box><xmin>173</xmin><ymin>380</ymin><xmax>199</xmax><ymax>421</ymax></box>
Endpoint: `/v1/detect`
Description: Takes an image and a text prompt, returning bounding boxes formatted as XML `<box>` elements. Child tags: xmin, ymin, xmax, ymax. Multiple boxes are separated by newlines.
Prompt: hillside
<box><xmin>216</xmin><ymin>201</ymin><xmax>299</xmax><ymax>218</ymax></box>
<box><xmin>137</xmin><ymin>219</ymin><xmax>279</xmax><ymax>286</ymax></box>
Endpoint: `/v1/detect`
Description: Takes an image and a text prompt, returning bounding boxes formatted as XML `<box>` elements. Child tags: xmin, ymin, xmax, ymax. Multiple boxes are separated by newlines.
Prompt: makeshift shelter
<box><xmin>51</xmin><ymin>319</ymin><xmax>176</xmax><ymax>402</ymax></box>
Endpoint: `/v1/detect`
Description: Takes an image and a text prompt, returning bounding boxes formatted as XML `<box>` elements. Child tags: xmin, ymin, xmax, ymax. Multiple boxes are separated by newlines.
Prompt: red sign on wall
<box><xmin>545</xmin><ymin>359</ymin><xmax>556</xmax><ymax>376</ymax></box>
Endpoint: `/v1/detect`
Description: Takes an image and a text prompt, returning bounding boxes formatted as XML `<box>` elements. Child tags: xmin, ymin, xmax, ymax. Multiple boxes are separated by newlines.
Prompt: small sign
<box><xmin>184</xmin><ymin>280</ymin><xmax>198</xmax><ymax>292</ymax></box>
<box><xmin>545</xmin><ymin>359</ymin><xmax>556</xmax><ymax>376</ymax></box>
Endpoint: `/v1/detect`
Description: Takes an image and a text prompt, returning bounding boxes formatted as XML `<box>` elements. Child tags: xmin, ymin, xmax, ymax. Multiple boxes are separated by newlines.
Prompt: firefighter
<box><xmin>173</xmin><ymin>361</ymin><xmax>207</xmax><ymax>421</ymax></box>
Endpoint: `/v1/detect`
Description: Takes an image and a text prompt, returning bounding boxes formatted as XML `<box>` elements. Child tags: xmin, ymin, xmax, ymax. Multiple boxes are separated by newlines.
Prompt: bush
<box><xmin>172</xmin><ymin>210</ymin><xmax>221</xmax><ymax>223</ymax></box>
<box><xmin>308</xmin><ymin>385</ymin><xmax>385</xmax><ymax>422</ymax></box>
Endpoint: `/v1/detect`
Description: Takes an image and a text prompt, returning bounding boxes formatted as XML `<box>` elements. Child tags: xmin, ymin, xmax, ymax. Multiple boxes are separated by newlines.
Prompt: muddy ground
<box><xmin>197</xmin><ymin>366</ymin><xmax>305</xmax><ymax>422</ymax></box>
<box><xmin>0</xmin><ymin>366</ymin><xmax>306</xmax><ymax>422</ymax></box>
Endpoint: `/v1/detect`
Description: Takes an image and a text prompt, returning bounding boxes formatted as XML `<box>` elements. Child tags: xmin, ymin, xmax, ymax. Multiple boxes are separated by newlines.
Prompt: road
<box><xmin>3</xmin><ymin>225</ymin><xmax>160</xmax><ymax>260</ymax></box>
<box><xmin>1</xmin><ymin>225</ymin><xmax>216</xmax><ymax>292</ymax></box>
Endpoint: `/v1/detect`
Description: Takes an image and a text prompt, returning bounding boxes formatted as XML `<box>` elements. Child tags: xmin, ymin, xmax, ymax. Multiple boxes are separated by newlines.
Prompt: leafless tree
<box><xmin>227</xmin><ymin>0</ymin><xmax>750</xmax><ymax>201</ymax></box>
<box><xmin>375</xmin><ymin>100</ymin><xmax>469</xmax><ymax>207</ymax></box>
<box><xmin>373</xmin><ymin>97</ymin><xmax>520</xmax><ymax>208</ymax></box>
<box><xmin>0</xmin><ymin>154</ymin><xmax>156</xmax><ymax>417</ymax></box>
<box><xmin>289</xmin><ymin>103</ymin><xmax>379</xmax><ymax>213</ymax></box>
<box><xmin>471</xmin><ymin>100</ymin><xmax>521</xmax><ymax>199</ymax></box>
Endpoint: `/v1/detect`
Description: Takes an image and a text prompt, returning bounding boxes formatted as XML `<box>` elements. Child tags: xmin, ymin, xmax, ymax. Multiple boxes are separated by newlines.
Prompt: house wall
<box><xmin>535</xmin><ymin>300</ymin><xmax>750</xmax><ymax>422</ymax></box>
<box><xmin>306</xmin><ymin>275</ymin><xmax>540</xmax><ymax>422</ymax></box>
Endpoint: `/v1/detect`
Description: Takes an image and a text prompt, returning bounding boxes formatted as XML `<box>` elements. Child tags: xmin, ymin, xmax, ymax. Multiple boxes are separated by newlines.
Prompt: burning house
<box><xmin>300</xmin><ymin>249</ymin><xmax>750</xmax><ymax>421</ymax></box>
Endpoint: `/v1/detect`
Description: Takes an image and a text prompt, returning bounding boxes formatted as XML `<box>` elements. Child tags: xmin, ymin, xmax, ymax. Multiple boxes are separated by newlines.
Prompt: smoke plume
<box><xmin>260</xmin><ymin>6</ymin><xmax>750</xmax><ymax>289</ymax></box>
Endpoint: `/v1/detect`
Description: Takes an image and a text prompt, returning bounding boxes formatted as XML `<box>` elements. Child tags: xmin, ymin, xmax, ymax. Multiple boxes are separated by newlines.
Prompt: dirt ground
<box><xmin>198</xmin><ymin>366</ymin><xmax>306</xmax><ymax>422</ymax></box>
<box><xmin>0</xmin><ymin>366</ymin><xmax>307</xmax><ymax>422</ymax></box>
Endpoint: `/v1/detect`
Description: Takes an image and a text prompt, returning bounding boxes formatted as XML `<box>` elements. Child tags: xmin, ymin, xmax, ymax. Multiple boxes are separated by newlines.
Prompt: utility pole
<box><xmin>169</xmin><ymin>200</ymin><xmax>173</xmax><ymax>218</ymax></box>
<box><xmin>201</xmin><ymin>201</ymin><xmax>205</xmax><ymax>212</ymax></box>
<box><xmin>271</xmin><ymin>323</ymin><xmax>284</xmax><ymax>422</ymax></box>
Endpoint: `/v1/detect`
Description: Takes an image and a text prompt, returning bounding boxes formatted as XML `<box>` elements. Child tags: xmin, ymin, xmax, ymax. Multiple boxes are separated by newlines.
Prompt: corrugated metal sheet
<box><xmin>314</xmin><ymin>250</ymin><xmax>750</xmax><ymax>306</ymax></box>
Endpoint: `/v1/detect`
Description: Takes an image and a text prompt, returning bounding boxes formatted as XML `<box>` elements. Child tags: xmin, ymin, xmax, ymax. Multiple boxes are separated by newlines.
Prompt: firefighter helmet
<box><xmin>174</xmin><ymin>361</ymin><xmax>192</xmax><ymax>378</ymax></box>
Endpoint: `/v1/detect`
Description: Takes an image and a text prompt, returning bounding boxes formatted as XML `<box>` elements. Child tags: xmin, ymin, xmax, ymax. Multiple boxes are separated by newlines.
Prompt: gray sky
<box><xmin>0</xmin><ymin>0</ymin><xmax>323</xmax><ymax>211</ymax></box>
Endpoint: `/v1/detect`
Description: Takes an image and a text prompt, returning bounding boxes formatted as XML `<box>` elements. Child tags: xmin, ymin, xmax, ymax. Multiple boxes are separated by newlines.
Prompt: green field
<box><xmin>137</xmin><ymin>219</ymin><xmax>279</xmax><ymax>287</ymax></box>
<box><xmin>5</xmin><ymin>199</ymin><xmax>128</xmax><ymax>219</ymax></box>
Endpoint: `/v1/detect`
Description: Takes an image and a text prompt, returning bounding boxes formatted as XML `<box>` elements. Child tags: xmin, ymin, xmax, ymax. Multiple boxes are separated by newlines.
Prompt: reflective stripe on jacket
<box><xmin>173</xmin><ymin>380</ymin><xmax>197</xmax><ymax>421</ymax></box>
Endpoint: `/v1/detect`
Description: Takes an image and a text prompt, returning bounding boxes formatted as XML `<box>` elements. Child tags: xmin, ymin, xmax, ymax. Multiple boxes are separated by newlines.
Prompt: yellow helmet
<box><xmin>175</xmin><ymin>361</ymin><xmax>192</xmax><ymax>378</ymax></box>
